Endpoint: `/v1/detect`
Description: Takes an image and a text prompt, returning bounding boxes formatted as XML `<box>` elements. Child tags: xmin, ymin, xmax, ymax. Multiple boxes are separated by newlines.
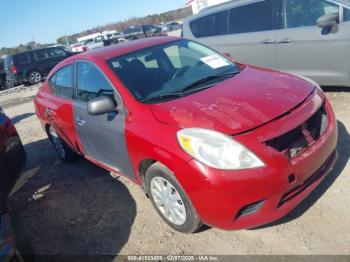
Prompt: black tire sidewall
<box><xmin>145</xmin><ymin>162</ymin><xmax>201</xmax><ymax>234</ymax></box>
<box><xmin>48</xmin><ymin>127</ymin><xmax>78</xmax><ymax>163</ymax></box>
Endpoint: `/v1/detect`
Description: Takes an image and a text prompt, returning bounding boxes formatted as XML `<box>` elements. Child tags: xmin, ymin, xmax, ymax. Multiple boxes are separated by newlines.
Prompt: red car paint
<box><xmin>34</xmin><ymin>37</ymin><xmax>338</xmax><ymax>230</ymax></box>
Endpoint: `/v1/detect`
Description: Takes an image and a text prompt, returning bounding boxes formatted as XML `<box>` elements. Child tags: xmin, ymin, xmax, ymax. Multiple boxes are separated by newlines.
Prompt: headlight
<box><xmin>177</xmin><ymin>128</ymin><xmax>264</xmax><ymax>170</ymax></box>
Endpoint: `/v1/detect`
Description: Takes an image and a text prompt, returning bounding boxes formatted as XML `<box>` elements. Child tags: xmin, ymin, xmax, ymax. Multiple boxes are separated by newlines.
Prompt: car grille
<box><xmin>265</xmin><ymin>104</ymin><xmax>328</xmax><ymax>158</ymax></box>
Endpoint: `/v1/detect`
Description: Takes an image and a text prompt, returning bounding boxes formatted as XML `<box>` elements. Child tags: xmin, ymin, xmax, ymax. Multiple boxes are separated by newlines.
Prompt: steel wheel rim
<box><xmin>49</xmin><ymin>127</ymin><xmax>65</xmax><ymax>159</ymax></box>
<box><xmin>150</xmin><ymin>176</ymin><xmax>187</xmax><ymax>225</ymax></box>
<box><xmin>30</xmin><ymin>72</ymin><xmax>41</xmax><ymax>83</ymax></box>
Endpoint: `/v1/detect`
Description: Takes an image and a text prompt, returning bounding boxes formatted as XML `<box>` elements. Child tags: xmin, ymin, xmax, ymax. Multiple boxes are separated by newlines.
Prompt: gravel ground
<box><xmin>0</xmin><ymin>84</ymin><xmax>349</xmax><ymax>257</ymax></box>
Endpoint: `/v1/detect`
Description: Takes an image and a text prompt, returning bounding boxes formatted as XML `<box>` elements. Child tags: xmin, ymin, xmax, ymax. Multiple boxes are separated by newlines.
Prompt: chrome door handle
<box><xmin>45</xmin><ymin>108</ymin><xmax>53</xmax><ymax>114</ymax></box>
<box><xmin>277</xmin><ymin>38</ymin><xmax>293</xmax><ymax>44</ymax></box>
<box><xmin>76</xmin><ymin>117</ymin><xmax>86</xmax><ymax>126</ymax></box>
<box><xmin>262</xmin><ymin>39</ymin><xmax>275</xmax><ymax>44</ymax></box>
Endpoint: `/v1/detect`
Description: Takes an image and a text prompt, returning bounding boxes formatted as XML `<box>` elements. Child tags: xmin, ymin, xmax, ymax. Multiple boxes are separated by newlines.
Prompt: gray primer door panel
<box><xmin>73</xmin><ymin>99</ymin><xmax>134</xmax><ymax>178</ymax></box>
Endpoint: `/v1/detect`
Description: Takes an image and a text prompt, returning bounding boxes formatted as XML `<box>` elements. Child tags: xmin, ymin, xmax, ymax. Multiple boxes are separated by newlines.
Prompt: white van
<box><xmin>183</xmin><ymin>0</ymin><xmax>350</xmax><ymax>87</ymax></box>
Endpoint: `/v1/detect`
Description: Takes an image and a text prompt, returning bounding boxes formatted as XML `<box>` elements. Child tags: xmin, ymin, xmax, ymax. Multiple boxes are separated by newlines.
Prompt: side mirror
<box><xmin>87</xmin><ymin>96</ymin><xmax>116</xmax><ymax>115</ymax></box>
<box><xmin>317</xmin><ymin>14</ymin><xmax>339</xmax><ymax>35</ymax></box>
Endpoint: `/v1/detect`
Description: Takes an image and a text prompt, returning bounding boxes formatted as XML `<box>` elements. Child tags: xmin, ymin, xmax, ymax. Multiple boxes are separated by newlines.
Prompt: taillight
<box><xmin>11</xmin><ymin>65</ymin><xmax>17</xmax><ymax>74</ymax></box>
<box><xmin>82</xmin><ymin>47</ymin><xmax>87</xmax><ymax>52</ymax></box>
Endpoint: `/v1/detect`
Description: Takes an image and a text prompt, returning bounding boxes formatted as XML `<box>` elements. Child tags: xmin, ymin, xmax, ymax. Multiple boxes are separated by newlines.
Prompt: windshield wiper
<box><xmin>179</xmin><ymin>71</ymin><xmax>239</xmax><ymax>94</ymax></box>
<box><xmin>141</xmin><ymin>93</ymin><xmax>185</xmax><ymax>103</ymax></box>
<box><xmin>142</xmin><ymin>71</ymin><xmax>239</xmax><ymax>103</ymax></box>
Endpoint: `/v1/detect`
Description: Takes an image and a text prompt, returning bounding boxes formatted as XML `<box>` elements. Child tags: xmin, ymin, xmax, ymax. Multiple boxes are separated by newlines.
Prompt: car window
<box><xmin>190</xmin><ymin>10</ymin><xmax>228</xmax><ymax>37</ymax></box>
<box><xmin>16</xmin><ymin>53</ymin><xmax>30</xmax><ymax>64</ymax></box>
<box><xmin>284</xmin><ymin>0</ymin><xmax>339</xmax><ymax>29</ymax></box>
<box><xmin>345</xmin><ymin>7</ymin><xmax>350</xmax><ymax>21</ymax></box>
<box><xmin>228</xmin><ymin>0</ymin><xmax>274</xmax><ymax>35</ymax></box>
<box><xmin>50</xmin><ymin>65</ymin><xmax>73</xmax><ymax>99</ymax></box>
<box><xmin>77</xmin><ymin>62</ymin><xmax>114</xmax><ymax>103</ymax></box>
<box><xmin>33</xmin><ymin>49</ymin><xmax>50</xmax><ymax>61</ymax></box>
<box><xmin>48</xmin><ymin>48</ymin><xmax>66</xmax><ymax>58</ymax></box>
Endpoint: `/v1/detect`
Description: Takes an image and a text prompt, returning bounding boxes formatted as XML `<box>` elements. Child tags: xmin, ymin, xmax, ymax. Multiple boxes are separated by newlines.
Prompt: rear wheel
<box><xmin>28</xmin><ymin>70</ymin><xmax>42</xmax><ymax>85</ymax></box>
<box><xmin>145</xmin><ymin>162</ymin><xmax>202</xmax><ymax>233</ymax></box>
<box><xmin>48</xmin><ymin>126</ymin><xmax>79</xmax><ymax>162</ymax></box>
<box><xmin>5</xmin><ymin>78</ymin><xmax>14</xmax><ymax>89</ymax></box>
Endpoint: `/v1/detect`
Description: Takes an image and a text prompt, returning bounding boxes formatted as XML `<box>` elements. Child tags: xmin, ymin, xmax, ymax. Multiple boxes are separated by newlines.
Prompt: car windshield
<box><xmin>108</xmin><ymin>39</ymin><xmax>240</xmax><ymax>103</ymax></box>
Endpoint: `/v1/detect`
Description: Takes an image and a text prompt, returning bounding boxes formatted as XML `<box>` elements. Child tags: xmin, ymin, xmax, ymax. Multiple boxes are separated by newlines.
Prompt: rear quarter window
<box><xmin>190</xmin><ymin>10</ymin><xmax>228</xmax><ymax>37</ymax></box>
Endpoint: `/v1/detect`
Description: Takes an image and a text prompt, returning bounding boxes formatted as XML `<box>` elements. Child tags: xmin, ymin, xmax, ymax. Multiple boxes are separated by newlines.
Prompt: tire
<box><xmin>0</xmin><ymin>136</ymin><xmax>26</xmax><ymax>196</ymax></box>
<box><xmin>27</xmin><ymin>70</ymin><xmax>42</xmax><ymax>85</ymax></box>
<box><xmin>48</xmin><ymin>126</ymin><xmax>79</xmax><ymax>163</ymax></box>
<box><xmin>145</xmin><ymin>162</ymin><xmax>202</xmax><ymax>234</ymax></box>
<box><xmin>5</xmin><ymin>78</ymin><xmax>14</xmax><ymax>89</ymax></box>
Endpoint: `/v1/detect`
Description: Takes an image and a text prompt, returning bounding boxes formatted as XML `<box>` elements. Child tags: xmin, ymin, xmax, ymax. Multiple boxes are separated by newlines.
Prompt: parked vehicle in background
<box><xmin>70</xmin><ymin>43</ymin><xmax>87</xmax><ymax>53</ymax></box>
<box><xmin>0</xmin><ymin>106</ymin><xmax>26</xmax><ymax>196</ymax></box>
<box><xmin>166</xmin><ymin>21</ymin><xmax>182</xmax><ymax>31</ymax></box>
<box><xmin>3</xmin><ymin>47</ymin><xmax>73</xmax><ymax>85</ymax></box>
<box><xmin>34</xmin><ymin>37</ymin><xmax>337</xmax><ymax>233</ymax></box>
<box><xmin>159</xmin><ymin>23</ymin><xmax>169</xmax><ymax>32</ymax></box>
<box><xmin>0</xmin><ymin>59</ymin><xmax>7</xmax><ymax>89</ymax></box>
<box><xmin>183</xmin><ymin>0</ymin><xmax>350</xmax><ymax>88</ymax></box>
<box><xmin>85</xmin><ymin>35</ymin><xmax>106</xmax><ymax>50</ymax></box>
<box><xmin>141</xmin><ymin>24</ymin><xmax>166</xmax><ymax>37</ymax></box>
<box><xmin>123</xmin><ymin>26</ymin><xmax>146</xmax><ymax>40</ymax></box>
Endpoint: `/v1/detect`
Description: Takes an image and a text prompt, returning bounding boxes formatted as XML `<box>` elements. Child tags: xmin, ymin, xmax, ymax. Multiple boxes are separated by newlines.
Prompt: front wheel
<box><xmin>145</xmin><ymin>162</ymin><xmax>202</xmax><ymax>233</ymax></box>
<box><xmin>48</xmin><ymin>126</ymin><xmax>79</xmax><ymax>162</ymax></box>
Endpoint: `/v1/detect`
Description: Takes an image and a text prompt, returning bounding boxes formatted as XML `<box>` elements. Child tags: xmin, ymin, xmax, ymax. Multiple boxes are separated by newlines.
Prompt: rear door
<box><xmin>189</xmin><ymin>0</ymin><xmax>280</xmax><ymax>68</ymax></box>
<box><xmin>73</xmin><ymin>61</ymin><xmax>134</xmax><ymax>178</ymax></box>
<box><xmin>45</xmin><ymin>64</ymin><xmax>78</xmax><ymax>149</ymax></box>
<box><xmin>32</xmin><ymin>49</ymin><xmax>52</xmax><ymax>76</ymax></box>
<box><xmin>275</xmin><ymin>0</ymin><xmax>350</xmax><ymax>86</ymax></box>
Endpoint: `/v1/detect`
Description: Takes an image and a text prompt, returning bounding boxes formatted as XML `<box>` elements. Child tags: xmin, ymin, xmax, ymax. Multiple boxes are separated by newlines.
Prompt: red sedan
<box><xmin>34</xmin><ymin>37</ymin><xmax>338</xmax><ymax>233</ymax></box>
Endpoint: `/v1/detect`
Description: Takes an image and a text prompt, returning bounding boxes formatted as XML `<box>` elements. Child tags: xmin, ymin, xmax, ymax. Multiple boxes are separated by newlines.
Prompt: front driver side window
<box><xmin>284</xmin><ymin>0</ymin><xmax>339</xmax><ymax>29</ymax></box>
<box><xmin>76</xmin><ymin>62</ymin><xmax>114</xmax><ymax>103</ymax></box>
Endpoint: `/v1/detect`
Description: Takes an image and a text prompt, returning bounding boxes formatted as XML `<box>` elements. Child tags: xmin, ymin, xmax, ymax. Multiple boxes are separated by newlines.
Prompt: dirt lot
<box><xmin>0</xmin><ymin>84</ymin><xmax>349</xmax><ymax>256</ymax></box>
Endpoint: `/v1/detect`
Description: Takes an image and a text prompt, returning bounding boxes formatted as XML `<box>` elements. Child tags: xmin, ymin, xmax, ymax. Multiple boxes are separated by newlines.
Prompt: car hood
<box><xmin>151</xmin><ymin>66</ymin><xmax>316</xmax><ymax>135</ymax></box>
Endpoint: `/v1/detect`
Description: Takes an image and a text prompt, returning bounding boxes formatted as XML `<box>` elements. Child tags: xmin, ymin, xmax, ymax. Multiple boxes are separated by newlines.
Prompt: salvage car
<box><xmin>0</xmin><ymin>106</ymin><xmax>27</xmax><ymax>196</ymax></box>
<box><xmin>34</xmin><ymin>37</ymin><xmax>338</xmax><ymax>233</ymax></box>
<box><xmin>123</xmin><ymin>26</ymin><xmax>146</xmax><ymax>40</ymax></box>
<box><xmin>183</xmin><ymin>0</ymin><xmax>350</xmax><ymax>88</ymax></box>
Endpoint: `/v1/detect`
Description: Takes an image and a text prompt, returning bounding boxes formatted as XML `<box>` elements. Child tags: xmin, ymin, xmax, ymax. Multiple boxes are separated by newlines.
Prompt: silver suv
<box><xmin>183</xmin><ymin>0</ymin><xmax>350</xmax><ymax>87</ymax></box>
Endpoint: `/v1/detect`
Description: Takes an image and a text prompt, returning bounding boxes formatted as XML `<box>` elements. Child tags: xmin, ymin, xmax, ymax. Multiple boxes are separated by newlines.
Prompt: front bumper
<box><xmin>176</xmin><ymin>95</ymin><xmax>338</xmax><ymax>230</ymax></box>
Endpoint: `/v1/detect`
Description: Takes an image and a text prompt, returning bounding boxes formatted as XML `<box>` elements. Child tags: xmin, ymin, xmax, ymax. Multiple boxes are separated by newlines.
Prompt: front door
<box><xmin>276</xmin><ymin>0</ymin><xmax>350</xmax><ymax>86</ymax></box>
<box><xmin>73</xmin><ymin>61</ymin><xmax>134</xmax><ymax>178</ymax></box>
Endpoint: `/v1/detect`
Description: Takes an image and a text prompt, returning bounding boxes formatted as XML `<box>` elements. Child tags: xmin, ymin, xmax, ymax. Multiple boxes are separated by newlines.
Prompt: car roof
<box><xmin>69</xmin><ymin>36</ymin><xmax>180</xmax><ymax>62</ymax></box>
<box><xmin>8</xmin><ymin>46</ymin><xmax>63</xmax><ymax>57</ymax></box>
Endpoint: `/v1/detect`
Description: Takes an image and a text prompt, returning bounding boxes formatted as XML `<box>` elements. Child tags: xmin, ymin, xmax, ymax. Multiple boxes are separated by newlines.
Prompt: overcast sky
<box><xmin>0</xmin><ymin>0</ymin><xmax>185</xmax><ymax>48</ymax></box>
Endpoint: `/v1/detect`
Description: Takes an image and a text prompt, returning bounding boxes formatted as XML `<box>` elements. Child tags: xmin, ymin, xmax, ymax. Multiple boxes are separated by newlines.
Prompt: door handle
<box><xmin>45</xmin><ymin>108</ymin><xmax>53</xmax><ymax>115</ymax></box>
<box><xmin>76</xmin><ymin>117</ymin><xmax>86</xmax><ymax>127</ymax></box>
<box><xmin>261</xmin><ymin>39</ymin><xmax>275</xmax><ymax>44</ymax></box>
<box><xmin>277</xmin><ymin>38</ymin><xmax>293</xmax><ymax>44</ymax></box>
